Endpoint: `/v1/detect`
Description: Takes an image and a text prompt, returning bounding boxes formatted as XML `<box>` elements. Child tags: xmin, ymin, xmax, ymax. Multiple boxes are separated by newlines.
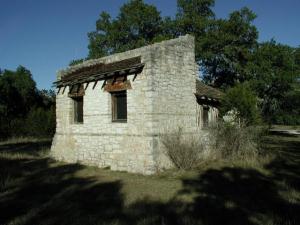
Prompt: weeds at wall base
<box><xmin>161</xmin><ymin>122</ymin><xmax>270</xmax><ymax>171</ymax></box>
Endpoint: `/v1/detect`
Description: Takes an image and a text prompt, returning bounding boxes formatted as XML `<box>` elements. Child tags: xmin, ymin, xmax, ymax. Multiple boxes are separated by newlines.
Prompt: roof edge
<box><xmin>56</xmin><ymin>34</ymin><xmax>194</xmax><ymax>80</ymax></box>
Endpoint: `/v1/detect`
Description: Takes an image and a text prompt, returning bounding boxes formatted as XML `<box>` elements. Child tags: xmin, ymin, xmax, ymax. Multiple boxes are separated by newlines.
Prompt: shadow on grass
<box><xmin>0</xmin><ymin>135</ymin><xmax>299</xmax><ymax>225</ymax></box>
<box><xmin>264</xmin><ymin>135</ymin><xmax>300</xmax><ymax>194</ymax></box>
<box><xmin>0</xmin><ymin>139</ymin><xmax>52</xmax><ymax>156</ymax></box>
<box><xmin>127</xmin><ymin>168</ymin><xmax>299</xmax><ymax>225</ymax></box>
<box><xmin>174</xmin><ymin>167</ymin><xmax>299</xmax><ymax>225</ymax></box>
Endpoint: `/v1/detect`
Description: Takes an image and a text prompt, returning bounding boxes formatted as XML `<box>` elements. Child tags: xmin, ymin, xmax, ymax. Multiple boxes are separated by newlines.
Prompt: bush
<box><xmin>274</xmin><ymin>113</ymin><xmax>300</xmax><ymax>126</ymax></box>
<box><xmin>161</xmin><ymin>128</ymin><xmax>206</xmax><ymax>170</ymax></box>
<box><xmin>25</xmin><ymin>106</ymin><xmax>55</xmax><ymax>137</ymax></box>
<box><xmin>161</xmin><ymin>123</ymin><xmax>267</xmax><ymax>171</ymax></box>
<box><xmin>208</xmin><ymin>122</ymin><xmax>266</xmax><ymax>160</ymax></box>
<box><xmin>0</xmin><ymin>106</ymin><xmax>55</xmax><ymax>139</ymax></box>
<box><xmin>221</xmin><ymin>83</ymin><xmax>261</xmax><ymax>125</ymax></box>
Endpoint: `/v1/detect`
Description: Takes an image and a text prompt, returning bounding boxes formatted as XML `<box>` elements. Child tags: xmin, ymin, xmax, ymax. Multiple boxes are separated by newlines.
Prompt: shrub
<box><xmin>161</xmin><ymin>123</ymin><xmax>267</xmax><ymax>171</ymax></box>
<box><xmin>25</xmin><ymin>106</ymin><xmax>55</xmax><ymax>137</ymax></box>
<box><xmin>221</xmin><ymin>83</ymin><xmax>261</xmax><ymax>125</ymax></box>
<box><xmin>161</xmin><ymin>128</ymin><xmax>206</xmax><ymax>170</ymax></box>
<box><xmin>208</xmin><ymin>122</ymin><xmax>266</xmax><ymax>160</ymax></box>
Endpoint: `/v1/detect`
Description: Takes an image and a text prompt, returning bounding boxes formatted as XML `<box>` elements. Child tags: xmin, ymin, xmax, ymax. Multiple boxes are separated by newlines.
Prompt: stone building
<box><xmin>51</xmin><ymin>35</ymin><xmax>223</xmax><ymax>174</ymax></box>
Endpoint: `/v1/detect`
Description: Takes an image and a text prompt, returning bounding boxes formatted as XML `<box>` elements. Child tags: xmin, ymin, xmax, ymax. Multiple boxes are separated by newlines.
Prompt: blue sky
<box><xmin>1</xmin><ymin>0</ymin><xmax>299</xmax><ymax>90</ymax></box>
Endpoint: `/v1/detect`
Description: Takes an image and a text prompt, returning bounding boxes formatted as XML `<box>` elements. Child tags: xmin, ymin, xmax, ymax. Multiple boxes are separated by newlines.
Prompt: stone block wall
<box><xmin>51</xmin><ymin>35</ymin><xmax>198</xmax><ymax>174</ymax></box>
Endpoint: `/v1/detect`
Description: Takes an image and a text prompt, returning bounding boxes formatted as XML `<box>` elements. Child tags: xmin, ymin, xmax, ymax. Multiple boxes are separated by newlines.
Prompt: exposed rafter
<box><xmin>53</xmin><ymin>56</ymin><xmax>144</xmax><ymax>88</ymax></box>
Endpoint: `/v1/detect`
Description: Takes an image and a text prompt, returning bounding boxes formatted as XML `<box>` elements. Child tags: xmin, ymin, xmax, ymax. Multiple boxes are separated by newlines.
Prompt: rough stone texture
<box><xmin>51</xmin><ymin>35</ymin><xmax>200</xmax><ymax>174</ymax></box>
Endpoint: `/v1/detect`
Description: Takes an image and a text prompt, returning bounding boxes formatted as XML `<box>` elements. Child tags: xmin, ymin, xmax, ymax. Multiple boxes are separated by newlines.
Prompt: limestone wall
<box><xmin>148</xmin><ymin>35</ymin><xmax>198</xmax><ymax>169</ymax></box>
<box><xmin>51</xmin><ymin>35</ymin><xmax>198</xmax><ymax>174</ymax></box>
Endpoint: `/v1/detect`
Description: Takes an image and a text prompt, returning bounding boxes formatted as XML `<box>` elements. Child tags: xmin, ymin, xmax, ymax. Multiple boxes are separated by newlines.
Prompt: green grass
<box><xmin>0</xmin><ymin>134</ymin><xmax>299</xmax><ymax>225</ymax></box>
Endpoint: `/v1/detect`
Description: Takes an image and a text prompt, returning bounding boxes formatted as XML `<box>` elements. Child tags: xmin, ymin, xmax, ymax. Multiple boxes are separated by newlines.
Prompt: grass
<box><xmin>0</xmin><ymin>136</ymin><xmax>51</xmax><ymax>145</ymax></box>
<box><xmin>0</xmin><ymin>133</ymin><xmax>299</xmax><ymax>225</ymax></box>
<box><xmin>271</xmin><ymin>125</ymin><xmax>300</xmax><ymax>130</ymax></box>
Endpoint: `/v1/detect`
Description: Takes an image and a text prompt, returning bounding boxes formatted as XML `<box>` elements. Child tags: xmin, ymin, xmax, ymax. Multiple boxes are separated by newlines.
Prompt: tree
<box><xmin>274</xmin><ymin>81</ymin><xmax>300</xmax><ymax>125</ymax></box>
<box><xmin>0</xmin><ymin>66</ymin><xmax>56</xmax><ymax>139</ymax></box>
<box><xmin>87</xmin><ymin>0</ymin><xmax>216</xmax><ymax>61</ymax></box>
<box><xmin>250</xmin><ymin>40</ymin><xmax>299</xmax><ymax>125</ymax></box>
<box><xmin>25</xmin><ymin>106</ymin><xmax>56</xmax><ymax>137</ymax></box>
<box><xmin>201</xmin><ymin>7</ymin><xmax>258</xmax><ymax>88</ymax></box>
<box><xmin>294</xmin><ymin>46</ymin><xmax>300</xmax><ymax>74</ymax></box>
<box><xmin>175</xmin><ymin>0</ymin><xmax>215</xmax><ymax>61</ymax></box>
<box><xmin>86</xmin><ymin>1</ymin><xmax>258</xmax><ymax>89</ymax></box>
<box><xmin>0</xmin><ymin>66</ymin><xmax>37</xmax><ymax>135</ymax></box>
<box><xmin>87</xmin><ymin>0</ymin><xmax>170</xmax><ymax>59</ymax></box>
<box><xmin>221</xmin><ymin>83</ymin><xmax>260</xmax><ymax>125</ymax></box>
<box><xmin>83</xmin><ymin>0</ymin><xmax>299</xmax><ymax>125</ymax></box>
<box><xmin>69</xmin><ymin>59</ymin><xmax>85</xmax><ymax>66</ymax></box>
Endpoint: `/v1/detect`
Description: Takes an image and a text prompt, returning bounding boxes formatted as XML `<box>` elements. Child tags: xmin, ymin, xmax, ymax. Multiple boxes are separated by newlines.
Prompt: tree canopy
<box><xmin>85</xmin><ymin>0</ymin><xmax>259</xmax><ymax>89</ymax></box>
<box><xmin>0</xmin><ymin>66</ymin><xmax>55</xmax><ymax>139</ymax></box>
<box><xmin>201</xmin><ymin>7</ymin><xmax>258</xmax><ymax>88</ymax></box>
<box><xmin>0</xmin><ymin>66</ymin><xmax>36</xmax><ymax>121</ymax></box>
<box><xmin>250</xmin><ymin>41</ymin><xmax>300</xmax><ymax>124</ymax></box>
<box><xmin>85</xmin><ymin>0</ymin><xmax>217</xmax><ymax>61</ymax></box>
<box><xmin>87</xmin><ymin>0</ymin><xmax>170</xmax><ymax>59</ymax></box>
<box><xmin>71</xmin><ymin>0</ymin><xmax>300</xmax><ymax>125</ymax></box>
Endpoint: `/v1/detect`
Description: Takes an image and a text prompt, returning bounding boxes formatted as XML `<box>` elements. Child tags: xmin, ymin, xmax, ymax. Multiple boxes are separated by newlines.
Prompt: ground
<box><xmin>0</xmin><ymin>133</ymin><xmax>299</xmax><ymax>225</ymax></box>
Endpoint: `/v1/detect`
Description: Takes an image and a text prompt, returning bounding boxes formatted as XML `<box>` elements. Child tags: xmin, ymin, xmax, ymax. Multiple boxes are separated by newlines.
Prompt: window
<box><xmin>202</xmin><ymin>106</ymin><xmax>209</xmax><ymax>128</ymax></box>
<box><xmin>73</xmin><ymin>96</ymin><xmax>83</xmax><ymax>123</ymax></box>
<box><xmin>111</xmin><ymin>91</ymin><xmax>127</xmax><ymax>122</ymax></box>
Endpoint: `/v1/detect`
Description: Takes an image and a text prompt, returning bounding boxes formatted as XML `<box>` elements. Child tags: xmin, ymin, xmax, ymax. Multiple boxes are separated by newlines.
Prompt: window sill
<box><xmin>73</xmin><ymin>122</ymin><xmax>84</xmax><ymax>125</ymax></box>
<box><xmin>112</xmin><ymin>120</ymin><xmax>127</xmax><ymax>123</ymax></box>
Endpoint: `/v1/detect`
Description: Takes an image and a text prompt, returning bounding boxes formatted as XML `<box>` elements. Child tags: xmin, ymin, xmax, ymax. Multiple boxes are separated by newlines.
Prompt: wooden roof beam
<box><xmin>53</xmin><ymin>63</ymin><xmax>144</xmax><ymax>88</ymax></box>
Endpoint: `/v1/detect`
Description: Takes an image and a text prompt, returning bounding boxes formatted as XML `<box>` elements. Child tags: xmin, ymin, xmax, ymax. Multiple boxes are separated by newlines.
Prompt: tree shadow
<box><xmin>0</xmin><ymin>142</ymin><xmax>126</xmax><ymax>225</ymax></box>
<box><xmin>264</xmin><ymin>134</ymin><xmax>300</xmax><ymax>191</ymax></box>
<box><xmin>124</xmin><ymin>166</ymin><xmax>299</xmax><ymax>225</ymax></box>
<box><xmin>1</xmin><ymin>136</ymin><xmax>299</xmax><ymax>225</ymax></box>
<box><xmin>177</xmin><ymin>167</ymin><xmax>299</xmax><ymax>225</ymax></box>
<box><xmin>0</xmin><ymin>140</ymin><xmax>52</xmax><ymax>156</ymax></box>
<box><xmin>125</xmin><ymin>135</ymin><xmax>300</xmax><ymax>225</ymax></box>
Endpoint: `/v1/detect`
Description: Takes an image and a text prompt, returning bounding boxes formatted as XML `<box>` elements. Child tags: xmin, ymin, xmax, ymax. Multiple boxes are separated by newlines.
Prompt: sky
<box><xmin>1</xmin><ymin>0</ymin><xmax>300</xmax><ymax>90</ymax></box>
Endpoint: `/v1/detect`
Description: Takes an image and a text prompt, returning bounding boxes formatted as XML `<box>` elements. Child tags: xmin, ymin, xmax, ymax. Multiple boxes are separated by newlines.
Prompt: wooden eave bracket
<box><xmin>62</xmin><ymin>86</ymin><xmax>67</xmax><ymax>94</ymax></box>
<box><xmin>133</xmin><ymin>73</ymin><xmax>138</xmax><ymax>81</ymax></box>
<box><xmin>92</xmin><ymin>80</ymin><xmax>98</xmax><ymax>89</ymax></box>
<box><xmin>101</xmin><ymin>80</ymin><xmax>107</xmax><ymax>89</ymax></box>
<box><xmin>85</xmin><ymin>82</ymin><xmax>89</xmax><ymax>90</ymax></box>
<box><xmin>57</xmin><ymin>87</ymin><xmax>61</xmax><ymax>94</ymax></box>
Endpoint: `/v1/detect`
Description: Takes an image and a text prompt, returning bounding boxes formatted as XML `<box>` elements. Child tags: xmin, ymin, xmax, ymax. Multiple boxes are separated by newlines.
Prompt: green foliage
<box><xmin>25</xmin><ymin>107</ymin><xmax>56</xmax><ymax>137</ymax></box>
<box><xmin>87</xmin><ymin>0</ymin><xmax>171</xmax><ymax>59</ymax></box>
<box><xmin>175</xmin><ymin>0</ymin><xmax>215</xmax><ymax>60</ymax></box>
<box><xmin>0</xmin><ymin>66</ymin><xmax>36</xmax><ymax>118</ymax></box>
<box><xmin>87</xmin><ymin>1</ymin><xmax>258</xmax><ymax>89</ymax></box>
<box><xmin>87</xmin><ymin>0</ymin><xmax>216</xmax><ymax>60</ymax></box>
<box><xmin>0</xmin><ymin>66</ymin><xmax>55</xmax><ymax>139</ymax></box>
<box><xmin>273</xmin><ymin>82</ymin><xmax>300</xmax><ymax>125</ymax></box>
<box><xmin>221</xmin><ymin>83</ymin><xmax>260</xmax><ymax>125</ymax></box>
<box><xmin>83</xmin><ymin>0</ymin><xmax>299</xmax><ymax>125</ymax></box>
<box><xmin>0</xmin><ymin>66</ymin><xmax>37</xmax><ymax>138</ymax></box>
<box><xmin>250</xmin><ymin>41</ymin><xmax>299</xmax><ymax>125</ymax></box>
<box><xmin>201</xmin><ymin>7</ymin><xmax>258</xmax><ymax>87</ymax></box>
<box><xmin>69</xmin><ymin>59</ymin><xmax>85</xmax><ymax>66</ymax></box>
